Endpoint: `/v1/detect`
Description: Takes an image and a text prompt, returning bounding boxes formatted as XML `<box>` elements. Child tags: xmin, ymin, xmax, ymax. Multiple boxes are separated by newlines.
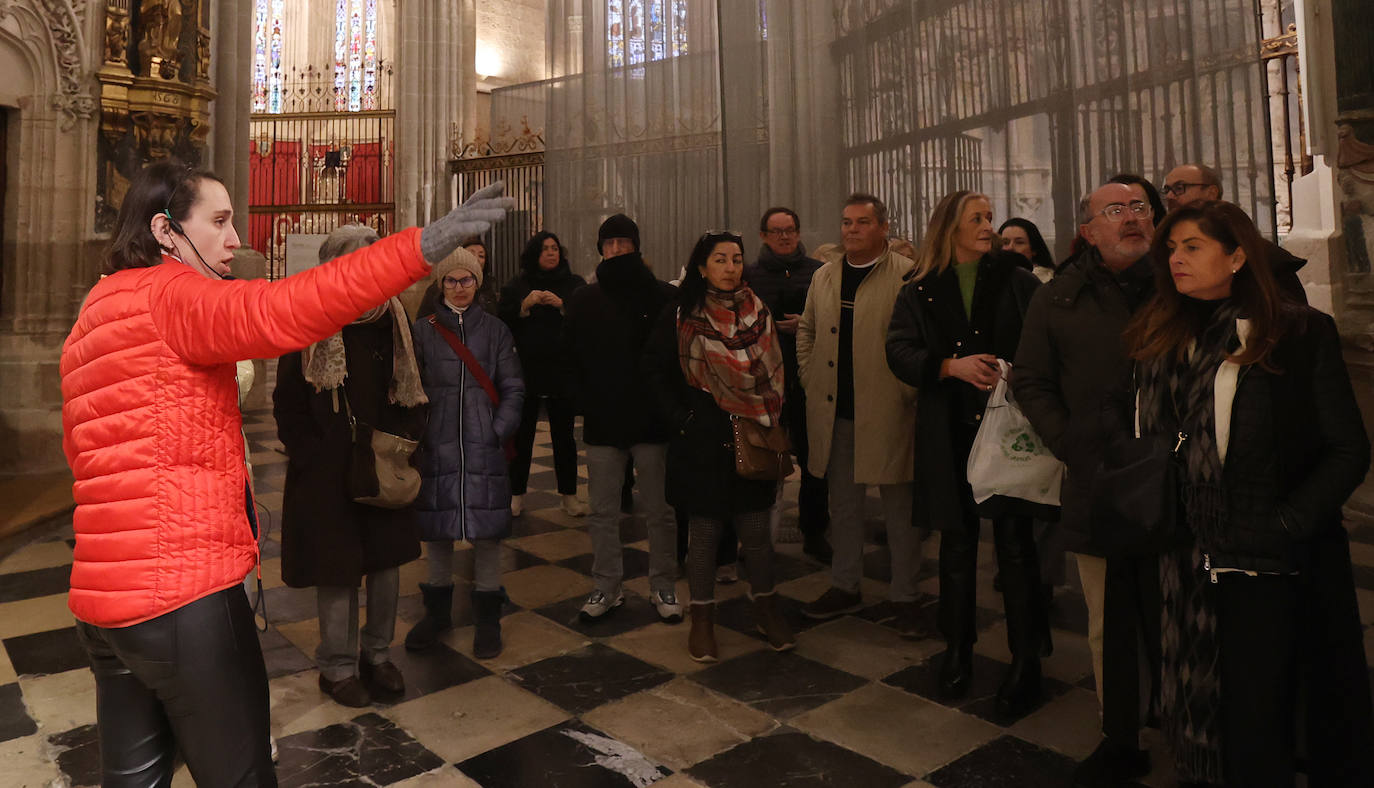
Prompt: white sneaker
<box><xmin>651</xmin><ymin>589</ymin><xmax>683</xmax><ymax>623</ymax></box>
<box><xmin>560</xmin><ymin>494</ymin><xmax>590</xmax><ymax>517</ymax></box>
<box><xmin>510</xmin><ymin>495</ymin><xmax>523</xmax><ymax>517</ymax></box>
<box><xmin>579</xmin><ymin>588</ymin><xmax>624</xmax><ymax>621</ymax></box>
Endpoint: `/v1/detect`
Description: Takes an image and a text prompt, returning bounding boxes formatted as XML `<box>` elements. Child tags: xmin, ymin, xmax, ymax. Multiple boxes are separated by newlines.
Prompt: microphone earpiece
<box><xmin>163</xmin><ymin>209</ymin><xmax>185</xmax><ymax>236</ymax></box>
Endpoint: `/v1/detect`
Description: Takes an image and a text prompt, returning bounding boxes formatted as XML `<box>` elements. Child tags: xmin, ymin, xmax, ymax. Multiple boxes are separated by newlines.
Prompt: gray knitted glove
<box><xmin>419</xmin><ymin>181</ymin><xmax>517</xmax><ymax>263</ymax></box>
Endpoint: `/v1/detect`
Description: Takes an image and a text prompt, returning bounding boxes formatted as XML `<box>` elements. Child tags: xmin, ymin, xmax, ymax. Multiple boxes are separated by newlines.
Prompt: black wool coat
<box><xmin>560</xmin><ymin>252</ymin><xmax>677</xmax><ymax>448</ymax></box>
<box><xmin>1010</xmin><ymin>250</ymin><xmax>1155</xmax><ymax>554</ymax></box>
<box><xmin>497</xmin><ymin>262</ymin><xmax>585</xmax><ymax>396</ymax></box>
<box><xmin>744</xmin><ymin>247</ymin><xmax>823</xmax><ymax>396</ymax></box>
<box><xmin>643</xmin><ymin>305</ymin><xmax>777</xmax><ymax>519</ymax></box>
<box><xmin>885</xmin><ymin>251</ymin><xmax>1040</xmax><ymax>532</ymax></box>
<box><xmin>273</xmin><ymin>318</ymin><xmax>425</xmax><ymax>588</ymax></box>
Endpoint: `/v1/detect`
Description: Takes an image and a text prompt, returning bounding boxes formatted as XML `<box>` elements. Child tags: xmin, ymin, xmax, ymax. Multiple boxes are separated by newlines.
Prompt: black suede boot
<box><xmin>404</xmin><ymin>583</ymin><xmax>454</xmax><ymax>652</ymax></box>
<box><xmin>994</xmin><ymin>654</ymin><xmax>1043</xmax><ymax>717</ymax></box>
<box><xmin>938</xmin><ymin>642</ymin><xmax>974</xmax><ymax>700</ymax></box>
<box><xmin>471</xmin><ymin>588</ymin><xmax>505</xmax><ymax>659</ymax></box>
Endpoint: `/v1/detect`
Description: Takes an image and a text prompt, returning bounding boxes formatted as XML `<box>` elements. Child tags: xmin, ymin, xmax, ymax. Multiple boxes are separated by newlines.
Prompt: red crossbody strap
<box><xmin>427</xmin><ymin>315</ymin><xmax>500</xmax><ymax>407</ymax></box>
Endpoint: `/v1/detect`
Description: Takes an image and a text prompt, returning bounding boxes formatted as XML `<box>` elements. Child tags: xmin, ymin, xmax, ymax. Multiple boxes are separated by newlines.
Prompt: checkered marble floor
<box><xmin>5</xmin><ymin>403</ymin><xmax>1374</xmax><ymax>786</ymax></box>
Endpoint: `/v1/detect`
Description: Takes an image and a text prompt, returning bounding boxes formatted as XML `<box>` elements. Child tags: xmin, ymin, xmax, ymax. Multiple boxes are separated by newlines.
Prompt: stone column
<box><xmin>396</xmin><ymin>0</ymin><xmax>476</xmax><ymax>226</ymax></box>
<box><xmin>209</xmin><ymin>0</ymin><xmax>253</xmax><ymax>242</ymax></box>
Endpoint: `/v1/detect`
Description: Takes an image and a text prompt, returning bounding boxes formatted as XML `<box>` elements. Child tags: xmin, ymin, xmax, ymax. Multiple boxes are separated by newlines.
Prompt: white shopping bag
<box><xmin>966</xmin><ymin>360</ymin><xmax>1064</xmax><ymax>506</ymax></box>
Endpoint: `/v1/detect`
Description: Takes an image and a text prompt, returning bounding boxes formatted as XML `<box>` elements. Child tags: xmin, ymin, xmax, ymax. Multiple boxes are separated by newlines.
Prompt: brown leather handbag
<box><xmin>732</xmin><ymin>416</ymin><xmax>794</xmax><ymax>481</ymax></box>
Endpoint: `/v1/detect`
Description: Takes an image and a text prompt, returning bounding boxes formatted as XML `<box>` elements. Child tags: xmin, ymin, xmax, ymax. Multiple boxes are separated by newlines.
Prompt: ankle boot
<box><xmin>404</xmin><ymin>583</ymin><xmax>454</xmax><ymax>652</ymax></box>
<box><xmin>938</xmin><ymin>642</ymin><xmax>974</xmax><ymax>700</ymax></box>
<box><xmin>471</xmin><ymin>588</ymin><xmax>505</xmax><ymax>659</ymax></box>
<box><xmin>995</xmin><ymin>654</ymin><xmax>1042</xmax><ymax>717</ymax></box>
<box><xmin>751</xmin><ymin>591</ymin><xmax>795</xmax><ymax>651</ymax></box>
<box><xmin>688</xmin><ymin>603</ymin><xmax>718</xmax><ymax>662</ymax></box>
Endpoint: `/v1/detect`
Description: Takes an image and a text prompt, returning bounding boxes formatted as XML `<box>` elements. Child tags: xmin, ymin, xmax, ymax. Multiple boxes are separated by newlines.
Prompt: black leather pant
<box><xmin>939</xmin><ymin>422</ymin><xmax>1045</xmax><ymax>654</ymax></box>
<box><xmin>76</xmin><ymin>585</ymin><xmax>277</xmax><ymax>788</ymax></box>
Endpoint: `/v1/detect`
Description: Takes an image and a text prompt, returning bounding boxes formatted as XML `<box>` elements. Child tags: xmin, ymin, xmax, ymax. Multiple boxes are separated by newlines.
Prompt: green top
<box><xmin>954</xmin><ymin>259</ymin><xmax>979</xmax><ymax>317</ymax></box>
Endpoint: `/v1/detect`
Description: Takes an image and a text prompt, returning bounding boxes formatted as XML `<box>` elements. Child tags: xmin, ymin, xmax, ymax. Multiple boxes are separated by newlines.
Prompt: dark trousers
<box><xmin>1102</xmin><ymin>554</ymin><xmax>1162</xmax><ymax>746</ymax></box>
<box><xmin>1214</xmin><ymin>572</ymin><xmax>1298</xmax><ymax>787</ymax></box>
<box><xmin>76</xmin><ymin>585</ymin><xmax>277</xmax><ymax>788</ymax></box>
<box><xmin>509</xmin><ymin>395</ymin><xmax>578</xmax><ymax>496</ymax></box>
<box><xmin>787</xmin><ymin>391</ymin><xmax>829</xmax><ymax>542</ymax></box>
<box><xmin>940</xmin><ymin>422</ymin><xmax>1045</xmax><ymax>654</ymax></box>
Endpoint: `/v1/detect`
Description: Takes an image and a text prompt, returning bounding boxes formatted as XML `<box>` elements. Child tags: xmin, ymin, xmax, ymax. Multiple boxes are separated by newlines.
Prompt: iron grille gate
<box><xmin>834</xmin><ymin>0</ymin><xmax>1283</xmax><ymax>257</ymax></box>
<box><xmin>248</xmin><ymin>110</ymin><xmax>396</xmax><ymax>280</ymax></box>
<box><xmin>449</xmin><ymin>152</ymin><xmax>545</xmax><ymax>290</ymax></box>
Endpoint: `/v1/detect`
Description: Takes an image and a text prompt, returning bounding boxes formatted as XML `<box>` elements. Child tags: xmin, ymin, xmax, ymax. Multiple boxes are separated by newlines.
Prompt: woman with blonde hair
<box><xmin>886</xmin><ymin>190</ymin><xmax>1046</xmax><ymax>715</ymax></box>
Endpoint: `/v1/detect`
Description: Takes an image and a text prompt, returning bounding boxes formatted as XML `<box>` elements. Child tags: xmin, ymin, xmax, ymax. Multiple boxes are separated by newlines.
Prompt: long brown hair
<box><xmin>1124</xmin><ymin>201</ymin><xmax>1286</xmax><ymax>368</ymax></box>
<box><xmin>912</xmin><ymin>190</ymin><xmax>989</xmax><ymax>281</ymax></box>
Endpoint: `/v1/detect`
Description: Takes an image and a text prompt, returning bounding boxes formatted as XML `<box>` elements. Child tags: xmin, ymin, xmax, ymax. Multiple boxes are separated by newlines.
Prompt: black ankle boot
<box><xmin>938</xmin><ymin>643</ymin><xmax>974</xmax><ymax>700</ymax></box>
<box><xmin>471</xmin><ymin>588</ymin><xmax>505</xmax><ymax>659</ymax></box>
<box><xmin>994</xmin><ymin>654</ymin><xmax>1042</xmax><ymax>717</ymax></box>
<box><xmin>404</xmin><ymin>583</ymin><xmax>454</xmax><ymax>652</ymax></box>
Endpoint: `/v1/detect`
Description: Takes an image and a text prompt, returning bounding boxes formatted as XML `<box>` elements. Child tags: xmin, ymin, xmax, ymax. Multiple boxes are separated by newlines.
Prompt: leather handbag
<box><xmin>732</xmin><ymin>416</ymin><xmax>793</xmax><ymax>481</ymax></box>
<box><xmin>341</xmin><ymin>393</ymin><xmax>421</xmax><ymax>509</ymax></box>
<box><xmin>1089</xmin><ymin>380</ymin><xmax>1185</xmax><ymax>556</ymax></box>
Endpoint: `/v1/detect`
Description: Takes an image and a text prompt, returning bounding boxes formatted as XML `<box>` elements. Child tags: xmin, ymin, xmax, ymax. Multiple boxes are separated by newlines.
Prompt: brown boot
<box><xmin>752</xmin><ymin>591</ymin><xmax>795</xmax><ymax>651</ymax></box>
<box><xmin>688</xmin><ymin>602</ymin><xmax>718</xmax><ymax>663</ymax></box>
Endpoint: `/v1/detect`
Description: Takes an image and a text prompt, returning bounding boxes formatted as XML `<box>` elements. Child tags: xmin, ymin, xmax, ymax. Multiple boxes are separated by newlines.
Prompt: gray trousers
<box><xmin>316</xmin><ymin>567</ymin><xmax>399</xmax><ymax>681</ymax></box>
<box><xmin>827</xmin><ymin>418</ymin><xmax>922</xmax><ymax>602</ymax></box>
<box><xmin>585</xmin><ymin>443</ymin><xmax>678</xmax><ymax>595</ymax></box>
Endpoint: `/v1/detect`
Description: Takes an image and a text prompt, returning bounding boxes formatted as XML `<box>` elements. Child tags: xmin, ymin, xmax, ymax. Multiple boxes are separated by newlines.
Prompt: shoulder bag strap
<box><xmin>427</xmin><ymin>315</ymin><xmax>501</xmax><ymax>408</ymax></box>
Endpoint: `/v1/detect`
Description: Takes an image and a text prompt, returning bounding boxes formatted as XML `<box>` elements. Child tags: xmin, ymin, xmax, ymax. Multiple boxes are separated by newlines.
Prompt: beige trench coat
<box><xmin>796</xmin><ymin>246</ymin><xmax>917</xmax><ymax>485</ymax></box>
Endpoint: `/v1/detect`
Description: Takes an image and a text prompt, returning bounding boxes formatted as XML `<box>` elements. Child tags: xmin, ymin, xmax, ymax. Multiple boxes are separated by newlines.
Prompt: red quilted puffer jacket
<box><xmin>61</xmin><ymin>228</ymin><xmax>429</xmax><ymax>627</ymax></box>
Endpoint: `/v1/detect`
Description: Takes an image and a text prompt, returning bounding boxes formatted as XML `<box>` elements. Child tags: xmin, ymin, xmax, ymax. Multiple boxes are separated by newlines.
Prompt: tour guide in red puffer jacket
<box><xmin>59</xmin><ymin>162</ymin><xmax>510</xmax><ymax>788</ymax></box>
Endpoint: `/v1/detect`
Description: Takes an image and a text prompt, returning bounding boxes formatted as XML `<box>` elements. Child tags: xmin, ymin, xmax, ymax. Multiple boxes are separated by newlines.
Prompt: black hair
<box><xmin>759</xmin><ymin>206</ymin><xmax>801</xmax><ymax>233</ymax></box>
<box><xmin>997</xmin><ymin>217</ymin><xmax>1054</xmax><ymax>271</ymax></box>
<box><xmin>519</xmin><ymin>230</ymin><xmax>569</xmax><ymax>276</ymax></box>
<box><xmin>844</xmin><ymin>192</ymin><xmax>889</xmax><ymax>226</ymax></box>
<box><xmin>1107</xmin><ymin>173</ymin><xmax>1166</xmax><ymax>227</ymax></box>
<box><xmin>104</xmin><ymin>160</ymin><xmax>224</xmax><ymax>274</ymax></box>
<box><xmin>677</xmin><ymin>231</ymin><xmax>745</xmax><ymax>310</ymax></box>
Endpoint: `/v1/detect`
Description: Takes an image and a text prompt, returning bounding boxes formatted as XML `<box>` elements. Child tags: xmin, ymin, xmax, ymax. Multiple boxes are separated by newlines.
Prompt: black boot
<box><xmin>938</xmin><ymin>642</ymin><xmax>974</xmax><ymax>700</ymax></box>
<box><xmin>404</xmin><ymin>583</ymin><xmax>454</xmax><ymax>652</ymax></box>
<box><xmin>471</xmin><ymin>588</ymin><xmax>505</xmax><ymax>659</ymax></box>
<box><xmin>994</xmin><ymin>654</ymin><xmax>1043</xmax><ymax>717</ymax></box>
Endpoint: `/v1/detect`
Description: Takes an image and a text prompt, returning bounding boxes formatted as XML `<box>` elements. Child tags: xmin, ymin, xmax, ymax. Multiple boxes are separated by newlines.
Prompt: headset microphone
<box><xmin>163</xmin><ymin>208</ymin><xmax>226</xmax><ymax>280</ymax></box>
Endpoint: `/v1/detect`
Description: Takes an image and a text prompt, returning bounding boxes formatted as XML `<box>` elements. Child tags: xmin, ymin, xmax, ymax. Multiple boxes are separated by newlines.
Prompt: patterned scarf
<box><xmin>1137</xmin><ymin>297</ymin><xmax>1241</xmax><ymax>784</ymax></box>
<box><xmin>302</xmin><ymin>297</ymin><xmax>428</xmax><ymax>408</ymax></box>
<box><xmin>677</xmin><ymin>286</ymin><xmax>785</xmax><ymax>426</ymax></box>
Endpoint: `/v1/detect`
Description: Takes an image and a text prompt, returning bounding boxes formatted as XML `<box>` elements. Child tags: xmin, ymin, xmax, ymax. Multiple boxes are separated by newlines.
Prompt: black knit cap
<box><xmin>597</xmin><ymin>213</ymin><xmax>640</xmax><ymax>254</ymax></box>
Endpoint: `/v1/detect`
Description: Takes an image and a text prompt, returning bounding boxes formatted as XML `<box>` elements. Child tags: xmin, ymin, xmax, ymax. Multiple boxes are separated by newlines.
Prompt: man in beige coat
<box><xmin>796</xmin><ymin>193</ymin><xmax>922</xmax><ymax>633</ymax></box>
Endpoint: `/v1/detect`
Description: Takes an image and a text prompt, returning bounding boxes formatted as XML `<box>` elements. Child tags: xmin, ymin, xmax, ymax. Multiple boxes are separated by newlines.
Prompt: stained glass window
<box><xmin>251</xmin><ymin>0</ymin><xmax>286</xmax><ymax>112</ymax></box>
<box><xmin>334</xmin><ymin>0</ymin><xmax>348</xmax><ymax>110</ymax></box>
<box><xmin>609</xmin><ymin>0</ymin><xmax>688</xmax><ymax>67</ymax></box>
<box><xmin>330</xmin><ymin>0</ymin><xmax>380</xmax><ymax>112</ymax></box>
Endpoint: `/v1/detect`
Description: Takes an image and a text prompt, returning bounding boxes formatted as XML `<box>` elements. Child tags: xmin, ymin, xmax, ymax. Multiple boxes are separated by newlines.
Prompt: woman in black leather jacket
<box><xmin>1124</xmin><ymin>200</ymin><xmax>1372</xmax><ymax>787</ymax></box>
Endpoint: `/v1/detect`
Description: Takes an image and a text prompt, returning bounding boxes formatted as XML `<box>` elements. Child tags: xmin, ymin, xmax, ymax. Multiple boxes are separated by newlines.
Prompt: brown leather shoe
<box><xmin>752</xmin><ymin>591</ymin><xmax>795</xmax><ymax>651</ymax></box>
<box><xmin>318</xmin><ymin>673</ymin><xmax>371</xmax><ymax>708</ymax></box>
<box><xmin>359</xmin><ymin>659</ymin><xmax>405</xmax><ymax>696</ymax></box>
<box><xmin>688</xmin><ymin>602</ymin><xmax>718</xmax><ymax>663</ymax></box>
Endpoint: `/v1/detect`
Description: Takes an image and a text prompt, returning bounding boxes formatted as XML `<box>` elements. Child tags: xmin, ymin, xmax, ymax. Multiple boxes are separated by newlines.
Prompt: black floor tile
<box><xmin>925</xmin><ymin>734</ymin><xmax>1079</xmax><ymax>787</ymax></box>
<box><xmin>1351</xmin><ymin>562</ymin><xmax>1374</xmax><ymax>591</ymax></box>
<box><xmin>508</xmin><ymin>642</ymin><xmax>673</xmax><ymax>714</ymax></box>
<box><xmin>556</xmin><ymin>547</ymin><xmax>650</xmax><ymax>581</ymax></box>
<box><xmin>882</xmin><ymin>650</ymin><xmax>1073</xmax><ymax>727</ymax></box>
<box><xmin>534</xmin><ymin>590</ymin><xmax>668</xmax><ymax>637</ymax></box>
<box><xmin>382</xmin><ymin>642</ymin><xmax>489</xmax><ymax>703</ymax></box>
<box><xmin>690</xmin><ymin>650</ymin><xmax>867</xmax><ymax>719</ymax></box>
<box><xmin>254</xmin><ymin>584</ymin><xmax>321</xmax><ymax>624</ymax></box>
<box><xmin>0</xmin><ymin>682</ymin><xmax>37</xmax><ymax>743</ymax></box>
<box><xmin>257</xmin><ymin>625</ymin><xmax>314</xmax><ymax>679</ymax></box>
<box><xmin>687</xmin><ymin>730</ymin><xmax>910</xmax><ymax>788</ymax></box>
<box><xmin>3</xmin><ymin>627</ymin><xmax>88</xmax><ymax>676</ymax></box>
<box><xmin>275</xmin><ymin>712</ymin><xmax>445</xmax><ymax>788</ymax></box>
<box><xmin>508</xmin><ymin>515</ymin><xmax>566</xmax><ymax>538</ymax></box>
<box><xmin>395</xmin><ymin>585</ymin><xmax>484</xmax><ymax>628</ymax></box>
<box><xmin>457</xmin><ymin>719</ymin><xmax>672</xmax><ymax>788</ymax></box>
<box><xmin>855</xmin><ymin>596</ymin><xmax>939</xmax><ymax>638</ymax></box>
<box><xmin>50</xmin><ymin>724</ymin><xmax>101</xmax><ymax>788</ymax></box>
<box><xmin>1046</xmin><ymin>589</ymin><xmax>1090</xmax><ymax>636</ymax></box>
<box><xmin>0</xmin><ymin>564</ymin><xmax>72</xmax><ymax>604</ymax></box>
<box><xmin>740</xmin><ymin>550</ymin><xmax>823</xmax><ymax>585</ymax></box>
<box><xmin>714</xmin><ymin>592</ymin><xmax>825</xmax><ymax>642</ymax></box>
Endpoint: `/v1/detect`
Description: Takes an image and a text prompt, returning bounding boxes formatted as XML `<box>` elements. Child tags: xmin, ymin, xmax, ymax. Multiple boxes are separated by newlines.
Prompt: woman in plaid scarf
<box><xmin>645</xmin><ymin>231</ymin><xmax>792</xmax><ymax>662</ymax></box>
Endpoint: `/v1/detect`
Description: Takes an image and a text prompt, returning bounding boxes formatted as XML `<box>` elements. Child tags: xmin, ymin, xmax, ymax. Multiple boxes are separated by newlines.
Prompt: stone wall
<box><xmin>476</xmin><ymin>0</ymin><xmax>547</xmax><ymax>87</ymax></box>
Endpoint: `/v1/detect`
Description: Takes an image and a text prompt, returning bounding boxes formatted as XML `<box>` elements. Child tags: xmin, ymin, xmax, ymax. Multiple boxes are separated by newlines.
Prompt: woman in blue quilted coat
<box><xmin>407</xmin><ymin>246</ymin><xmax>524</xmax><ymax>659</ymax></box>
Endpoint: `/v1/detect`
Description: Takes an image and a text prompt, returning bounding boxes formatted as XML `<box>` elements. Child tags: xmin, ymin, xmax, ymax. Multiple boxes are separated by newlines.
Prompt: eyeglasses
<box><xmin>699</xmin><ymin>230</ymin><xmax>744</xmax><ymax>245</ymax></box>
<box><xmin>1096</xmin><ymin>201</ymin><xmax>1153</xmax><ymax>222</ymax></box>
<box><xmin>442</xmin><ymin>275</ymin><xmax>478</xmax><ymax>289</ymax></box>
<box><xmin>1160</xmin><ymin>182</ymin><xmax>1208</xmax><ymax>197</ymax></box>
<box><xmin>764</xmin><ymin>227</ymin><xmax>799</xmax><ymax>237</ymax></box>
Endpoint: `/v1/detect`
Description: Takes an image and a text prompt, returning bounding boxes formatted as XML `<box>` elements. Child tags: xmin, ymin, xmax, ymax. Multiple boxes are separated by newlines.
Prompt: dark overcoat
<box><xmin>497</xmin><ymin>262</ymin><xmax>585</xmax><ymax>396</ymax></box>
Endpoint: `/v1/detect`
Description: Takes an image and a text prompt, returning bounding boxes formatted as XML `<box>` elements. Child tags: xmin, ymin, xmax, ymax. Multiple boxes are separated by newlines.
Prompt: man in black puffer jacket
<box><xmin>744</xmin><ymin>206</ymin><xmax>831</xmax><ymax>563</ymax></box>
<box><xmin>561</xmin><ymin>214</ymin><xmax>682</xmax><ymax>624</ymax></box>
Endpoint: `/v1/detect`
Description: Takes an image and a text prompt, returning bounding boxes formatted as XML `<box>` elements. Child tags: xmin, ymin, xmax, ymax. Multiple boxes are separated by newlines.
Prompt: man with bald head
<box><xmin>1012</xmin><ymin>182</ymin><xmax>1158</xmax><ymax>786</ymax></box>
<box><xmin>1162</xmin><ymin>163</ymin><xmax>1307</xmax><ymax>302</ymax></box>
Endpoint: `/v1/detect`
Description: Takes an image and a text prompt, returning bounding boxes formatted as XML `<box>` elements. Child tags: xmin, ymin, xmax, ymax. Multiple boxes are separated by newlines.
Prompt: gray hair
<box><xmin>1078</xmin><ymin>193</ymin><xmax>1094</xmax><ymax>225</ymax></box>
<box><xmin>318</xmin><ymin>224</ymin><xmax>380</xmax><ymax>263</ymax></box>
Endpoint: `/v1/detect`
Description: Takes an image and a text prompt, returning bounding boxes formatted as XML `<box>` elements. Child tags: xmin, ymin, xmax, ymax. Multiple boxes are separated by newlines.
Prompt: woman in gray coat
<box><xmin>406</xmin><ymin>246</ymin><xmax>524</xmax><ymax>659</ymax></box>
